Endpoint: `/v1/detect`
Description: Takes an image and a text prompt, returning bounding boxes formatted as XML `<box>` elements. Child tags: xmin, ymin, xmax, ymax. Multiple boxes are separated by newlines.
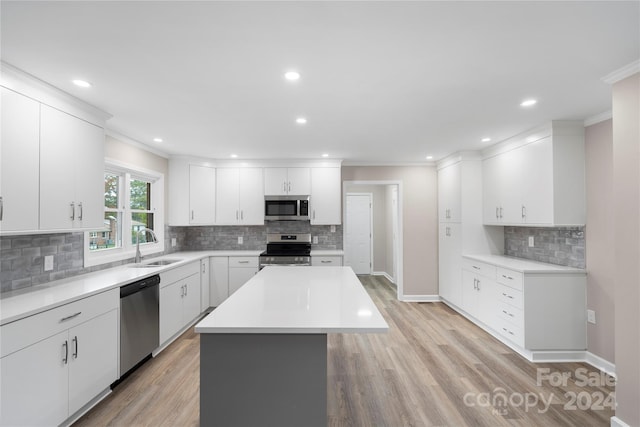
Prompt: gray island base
<box><xmin>200</xmin><ymin>333</ymin><xmax>327</xmax><ymax>427</ymax></box>
<box><xmin>195</xmin><ymin>266</ymin><xmax>388</xmax><ymax>427</ymax></box>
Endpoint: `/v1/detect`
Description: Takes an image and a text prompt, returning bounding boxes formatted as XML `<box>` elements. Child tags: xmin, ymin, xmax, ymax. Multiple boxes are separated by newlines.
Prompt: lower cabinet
<box><xmin>461</xmin><ymin>259</ymin><xmax>496</xmax><ymax>325</ymax></box>
<box><xmin>200</xmin><ymin>259</ymin><xmax>211</xmax><ymax>312</ymax></box>
<box><xmin>209</xmin><ymin>256</ymin><xmax>258</xmax><ymax>306</ymax></box>
<box><xmin>311</xmin><ymin>256</ymin><xmax>343</xmax><ymax>266</ymax></box>
<box><xmin>0</xmin><ymin>289</ymin><xmax>118</xmax><ymax>426</ymax></box>
<box><xmin>228</xmin><ymin>257</ymin><xmax>259</xmax><ymax>296</ymax></box>
<box><xmin>159</xmin><ymin>262</ymin><xmax>201</xmax><ymax>345</ymax></box>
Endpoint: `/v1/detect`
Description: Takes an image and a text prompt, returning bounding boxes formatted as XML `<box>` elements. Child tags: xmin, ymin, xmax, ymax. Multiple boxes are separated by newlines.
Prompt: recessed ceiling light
<box><xmin>72</xmin><ymin>79</ymin><xmax>92</xmax><ymax>88</ymax></box>
<box><xmin>520</xmin><ymin>99</ymin><xmax>537</xmax><ymax>107</ymax></box>
<box><xmin>426</xmin><ymin>155</ymin><xmax>433</xmax><ymax>160</ymax></box>
<box><xmin>284</xmin><ymin>71</ymin><xmax>300</xmax><ymax>81</ymax></box>
<box><xmin>230</xmin><ymin>154</ymin><xmax>238</xmax><ymax>158</ymax></box>
<box><xmin>481</xmin><ymin>137</ymin><xmax>491</xmax><ymax>142</ymax></box>
<box><xmin>296</xmin><ymin>117</ymin><xmax>307</xmax><ymax>124</ymax></box>
<box><xmin>321</xmin><ymin>153</ymin><xmax>329</xmax><ymax>158</ymax></box>
<box><xmin>153</xmin><ymin>138</ymin><xmax>163</xmax><ymax>143</ymax></box>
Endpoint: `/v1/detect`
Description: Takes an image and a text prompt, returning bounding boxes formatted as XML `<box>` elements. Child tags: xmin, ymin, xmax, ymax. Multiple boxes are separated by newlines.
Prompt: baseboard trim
<box><xmin>400</xmin><ymin>294</ymin><xmax>441</xmax><ymax>302</ymax></box>
<box><xmin>611</xmin><ymin>416</ymin><xmax>631</xmax><ymax>427</ymax></box>
<box><xmin>372</xmin><ymin>271</ymin><xmax>395</xmax><ymax>283</ymax></box>
<box><xmin>584</xmin><ymin>351</ymin><xmax>616</xmax><ymax>378</ymax></box>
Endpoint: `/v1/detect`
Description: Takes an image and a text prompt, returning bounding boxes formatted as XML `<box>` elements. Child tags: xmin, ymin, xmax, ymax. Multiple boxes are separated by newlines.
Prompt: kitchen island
<box><xmin>194</xmin><ymin>266</ymin><xmax>388</xmax><ymax>427</ymax></box>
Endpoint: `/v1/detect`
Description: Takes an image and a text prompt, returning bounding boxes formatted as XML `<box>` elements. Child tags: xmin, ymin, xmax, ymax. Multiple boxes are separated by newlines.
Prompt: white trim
<box><xmin>343</xmin><ymin>180</ymin><xmax>404</xmax><ymax>301</ymax></box>
<box><xmin>602</xmin><ymin>59</ymin><xmax>640</xmax><ymax>84</ymax></box>
<box><xmin>342</xmin><ymin>160</ymin><xmax>436</xmax><ymax>167</ymax></box>
<box><xmin>584</xmin><ymin>111</ymin><xmax>613</xmax><ymax>127</ymax></box>
<box><xmin>372</xmin><ymin>271</ymin><xmax>395</xmax><ymax>284</ymax></box>
<box><xmin>584</xmin><ymin>351</ymin><xmax>616</xmax><ymax>378</ymax></box>
<box><xmin>611</xmin><ymin>416</ymin><xmax>631</xmax><ymax>427</ymax></box>
<box><xmin>400</xmin><ymin>295</ymin><xmax>441</xmax><ymax>302</ymax></box>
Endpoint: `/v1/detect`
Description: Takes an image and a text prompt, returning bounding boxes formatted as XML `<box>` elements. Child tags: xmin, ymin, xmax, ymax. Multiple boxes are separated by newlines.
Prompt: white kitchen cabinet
<box><xmin>437</xmin><ymin>161</ymin><xmax>461</xmax><ymax>222</ymax></box>
<box><xmin>160</xmin><ymin>262</ymin><xmax>201</xmax><ymax>345</ymax></box>
<box><xmin>39</xmin><ymin>104</ymin><xmax>104</xmax><ymax>231</ymax></box>
<box><xmin>0</xmin><ymin>289</ymin><xmax>118</xmax><ymax>426</ymax></box>
<box><xmin>210</xmin><ymin>257</ymin><xmax>230</xmax><ymax>307</ymax></box>
<box><xmin>438</xmin><ymin>223</ymin><xmax>462</xmax><ymax>305</ymax></box>
<box><xmin>310</xmin><ymin>167</ymin><xmax>341</xmax><ymax>225</ymax></box>
<box><xmin>461</xmin><ymin>260</ymin><xmax>496</xmax><ymax>325</ymax></box>
<box><xmin>228</xmin><ymin>257</ymin><xmax>259</xmax><ymax>296</ymax></box>
<box><xmin>264</xmin><ymin>167</ymin><xmax>311</xmax><ymax>196</ymax></box>
<box><xmin>168</xmin><ymin>159</ymin><xmax>216</xmax><ymax>225</ymax></box>
<box><xmin>0</xmin><ymin>88</ymin><xmax>40</xmax><ymax>233</ymax></box>
<box><xmin>216</xmin><ymin>168</ymin><xmax>264</xmax><ymax>225</ymax></box>
<box><xmin>311</xmin><ymin>256</ymin><xmax>343</xmax><ymax>266</ymax></box>
<box><xmin>482</xmin><ymin>121</ymin><xmax>585</xmax><ymax>226</ymax></box>
<box><xmin>200</xmin><ymin>258</ymin><xmax>211</xmax><ymax>311</ymax></box>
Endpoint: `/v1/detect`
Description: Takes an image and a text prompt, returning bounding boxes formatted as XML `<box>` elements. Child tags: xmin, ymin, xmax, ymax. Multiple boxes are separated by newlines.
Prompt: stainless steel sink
<box><xmin>129</xmin><ymin>259</ymin><xmax>181</xmax><ymax>268</ymax></box>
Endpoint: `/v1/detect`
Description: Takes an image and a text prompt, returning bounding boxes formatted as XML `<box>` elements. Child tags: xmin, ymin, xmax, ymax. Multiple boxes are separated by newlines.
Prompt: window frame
<box><xmin>84</xmin><ymin>158</ymin><xmax>165</xmax><ymax>268</ymax></box>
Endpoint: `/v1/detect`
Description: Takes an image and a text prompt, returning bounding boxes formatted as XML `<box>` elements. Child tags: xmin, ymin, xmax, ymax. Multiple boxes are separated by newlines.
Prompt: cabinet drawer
<box><xmin>1</xmin><ymin>288</ymin><xmax>118</xmax><ymax>358</ymax></box>
<box><xmin>312</xmin><ymin>256</ymin><xmax>342</xmax><ymax>267</ymax></box>
<box><xmin>496</xmin><ymin>302</ymin><xmax>524</xmax><ymax>329</ymax></box>
<box><xmin>497</xmin><ymin>267</ymin><xmax>523</xmax><ymax>291</ymax></box>
<box><xmin>229</xmin><ymin>257</ymin><xmax>258</xmax><ymax>268</ymax></box>
<box><xmin>495</xmin><ymin>318</ymin><xmax>524</xmax><ymax>347</ymax></box>
<box><xmin>160</xmin><ymin>261</ymin><xmax>201</xmax><ymax>287</ymax></box>
<box><xmin>462</xmin><ymin>259</ymin><xmax>496</xmax><ymax>279</ymax></box>
<box><xmin>497</xmin><ymin>284</ymin><xmax>523</xmax><ymax>310</ymax></box>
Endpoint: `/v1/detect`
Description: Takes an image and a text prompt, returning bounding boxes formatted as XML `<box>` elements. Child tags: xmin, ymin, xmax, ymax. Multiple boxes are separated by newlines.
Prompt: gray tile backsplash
<box><xmin>504</xmin><ymin>226</ymin><xmax>585</xmax><ymax>268</ymax></box>
<box><xmin>1</xmin><ymin>222</ymin><xmax>342</xmax><ymax>294</ymax></box>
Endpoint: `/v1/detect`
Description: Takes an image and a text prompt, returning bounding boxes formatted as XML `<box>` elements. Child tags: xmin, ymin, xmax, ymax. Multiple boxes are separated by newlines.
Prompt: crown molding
<box><xmin>584</xmin><ymin>111</ymin><xmax>612</xmax><ymax>127</ymax></box>
<box><xmin>602</xmin><ymin>59</ymin><xmax>640</xmax><ymax>84</ymax></box>
<box><xmin>105</xmin><ymin>128</ymin><xmax>170</xmax><ymax>159</ymax></box>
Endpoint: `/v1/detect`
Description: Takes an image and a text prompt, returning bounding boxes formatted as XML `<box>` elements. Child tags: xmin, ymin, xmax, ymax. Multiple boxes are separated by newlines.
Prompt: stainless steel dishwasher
<box><xmin>120</xmin><ymin>274</ymin><xmax>160</xmax><ymax>377</ymax></box>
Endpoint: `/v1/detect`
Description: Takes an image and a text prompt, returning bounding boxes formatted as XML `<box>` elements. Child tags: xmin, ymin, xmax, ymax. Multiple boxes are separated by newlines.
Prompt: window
<box><xmin>85</xmin><ymin>160</ymin><xmax>164</xmax><ymax>267</ymax></box>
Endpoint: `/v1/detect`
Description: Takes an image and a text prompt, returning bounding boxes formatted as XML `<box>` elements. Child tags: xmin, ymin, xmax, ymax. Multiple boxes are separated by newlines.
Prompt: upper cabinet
<box><xmin>264</xmin><ymin>167</ymin><xmax>310</xmax><ymax>196</ymax></box>
<box><xmin>168</xmin><ymin>159</ymin><xmax>215</xmax><ymax>226</ymax></box>
<box><xmin>482</xmin><ymin>121</ymin><xmax>585</xmax><ymax>226</ymax></box>
<box><xmin>1</xmin><ymin>81</ymin><xmax>106</xmax><ymax>235</ymax></box>
<box><xmin>437</xmin><ymin>161</ymin><xmax>461</xmax><ymax>223</ymax></box>
<box><xmin>216</xmin><ymin>168</ymin><xmax>264</xmax><ymax>225</ymax></box>
<box><xmin>310</xmin><ymin>167</ymin><xmax>341</xmax><ymax>225</ymax></box>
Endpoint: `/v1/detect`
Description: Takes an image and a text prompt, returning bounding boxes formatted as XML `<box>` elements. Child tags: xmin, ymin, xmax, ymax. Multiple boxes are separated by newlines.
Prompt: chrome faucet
<box><xmin>135</xmin><ymin>227</ymin><xmax>158</xmax><ymax>263</ymax></box>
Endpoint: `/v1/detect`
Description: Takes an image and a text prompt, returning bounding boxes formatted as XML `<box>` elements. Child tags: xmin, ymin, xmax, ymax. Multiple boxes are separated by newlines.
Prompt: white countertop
<box><xmin>463</xmin><ymin>254</ymin><xmax>586</xmax><ymax>274</ymax></box>
<box><xmin>195</xmin><ymin>266</ymin><xmax>389</xmax><ymax>334</ymax></box>
<box><xmin>0</xmin><ymin>250</ymin><xmax>263</xmax><ymax>325</ymax></box>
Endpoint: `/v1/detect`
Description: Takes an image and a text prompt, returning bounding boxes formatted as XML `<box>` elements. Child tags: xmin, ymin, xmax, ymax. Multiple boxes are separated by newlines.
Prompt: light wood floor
<box><xmin>75</xmin><ymin>275</ymin><xmax>614</xmax><ymax>426</ymax></box>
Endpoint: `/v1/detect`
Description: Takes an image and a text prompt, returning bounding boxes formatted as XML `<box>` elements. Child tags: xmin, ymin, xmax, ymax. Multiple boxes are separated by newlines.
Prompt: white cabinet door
<box><xmin>286</xmin><ymin>167</ymin><xmax>311</xmax><ymax>195</ymax></box>
<box><xmin>461</xmin><ymin>270</ymin><xmax>480</xmax><ymax>318</ymax></box>
<box><xmin>310</xmin><ymin>167</ymin><xmax>341</xmax><ymax>225</ymax></box>
<box><xmin>210</xmin><ymin>257</ymin><xmax>229</xmax><ymax>307</ymax></box>
<box><xmin>215</xmin><ymin>168</ymin><xmax>240</xmax><ymax>225</ymax></box>
<box><xmin>438</xmin><ymin>223</ymin><xmax>461</xmax><ymax>306</ymax></box>
<box><xmin>182</xmin><ymin>273</ymin><xmax>202</xmax><ymax>325</ymax></box>
<box><xmin>264</xmin><ymin>168</ymin><xmax>288</xmax><ymax>195</ymax></box>
<box><xmin>482</xmin><ymin>155</ymin><xmax>502</xmax><ymax>224</ymax></box>
<box><xmin>437</xmin><ymin>162</ymin><xmax>461</xmax><ymax>222</ymax></box>
<box><xmin>39</xmin><ymin>105</ymin><xmax>104</xmax><ymax>231</ymax></box>
<box><xmin>228</xmin><ymin>267</ymin><xmax>257</xmax><ymax>296</ymax></box>
<box><xmin>311</xmin><ymin>256</ymin><xmax>343</xmax><ymax>266</ymax></box>
<box><xmin>519</xmin><ymin>138</ymin><xmax>553</xmax><ymax>224</ymax></box>
<box><xmin>238</xmin><ymin>168</ymin><xmax>264</xmax><ymax>225</ymax></box>
<box><xmin>68</xmin><ymin>310</ymin><xmax>118</xmax><ymax>416</ymax></box>
<box><xmin>0</xmin><ymin>88</ymin><xmax>40</xmax><ymax>232</ymax></box>
<box><xmin>160</xmin><ymin>281</ymin><xmax>184</xmax><ymax>345</ymax></box>
<box><xmin>190</xmin><ymin>165</ymin><xmax>216</xmax><ymax>224</ymax></box>
<box><xmin>0</xmin><ymin>331</ymin><xmax>69</xmax><ymax>427</ymax></box>
<box><xmin>200</xmin><ymin>259</ymin><xmax>211</xmax><ymax>311</ymax></box>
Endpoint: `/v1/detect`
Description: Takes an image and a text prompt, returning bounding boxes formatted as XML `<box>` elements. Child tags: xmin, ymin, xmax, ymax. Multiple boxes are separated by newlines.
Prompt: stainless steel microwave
<box><xmin>264</xmin><ymin>196</ymin><xmax>310</xmax><ymax>221</ymax></box>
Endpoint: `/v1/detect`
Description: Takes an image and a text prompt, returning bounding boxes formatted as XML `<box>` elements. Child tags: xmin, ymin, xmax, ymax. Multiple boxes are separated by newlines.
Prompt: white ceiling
<box><xmin>1</xmin><ymin>1</ymin><xmax>638</xmax><ymax>164</ymax></box>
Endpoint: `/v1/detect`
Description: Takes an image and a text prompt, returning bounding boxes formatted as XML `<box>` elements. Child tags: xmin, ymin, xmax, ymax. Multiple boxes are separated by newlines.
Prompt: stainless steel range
<box><xmin>259</xmin><ymin>233</ymin><xmax>311</xmax><ymax>269</ymax></box>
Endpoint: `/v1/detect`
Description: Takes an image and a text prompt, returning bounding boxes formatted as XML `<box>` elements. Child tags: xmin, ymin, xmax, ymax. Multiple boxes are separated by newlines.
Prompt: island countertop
<box><xmin>195</xmin><ymin>266</ymin><xmax>389</xmax><ymax>334</ymax></box>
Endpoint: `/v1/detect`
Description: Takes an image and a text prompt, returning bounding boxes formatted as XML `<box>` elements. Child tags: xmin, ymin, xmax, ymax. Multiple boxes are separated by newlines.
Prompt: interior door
<box><xmin>345</xmin><ymin>194</ymin><xmax>372</xmax><ymax>275</ymax></box>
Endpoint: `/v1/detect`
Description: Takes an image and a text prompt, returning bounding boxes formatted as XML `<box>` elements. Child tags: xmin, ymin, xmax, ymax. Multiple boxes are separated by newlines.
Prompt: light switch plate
<box><xmin>313</xmin><ymin>236</ymin><xmax>318</xmax><ymax>244</ymax></box>
<box><xmin>238</xmin><ymin>236</ymin><xmax>243</xmax><ymax>245</ymax></box>
<box><xmin>171</xmin><ymin>237</ymin><xmax>177</xmax><ymax>247</ymax></box>
<box><xmin>330</xmin><ymin>225</ymin><xmax>336</xmax><ymax>233</ymax></box>
<box><xmin>587</xmin><ymin>309</ymin><xmax>596</xmax><ymax>324</ymax></box>
<box><xmin>528</xmin><ymin>236</ymin><xmax>534</xmax><ymax>247</ymax></box>
<box><xmin>44</xmin><ymin>255</ymin><xmax>54</xmax><ymax>271</ymax></box>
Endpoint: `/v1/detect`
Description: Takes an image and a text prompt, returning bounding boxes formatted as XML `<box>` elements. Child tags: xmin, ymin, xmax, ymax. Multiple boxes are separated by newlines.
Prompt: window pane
<box><xmin>90</xmin><ymin>212</ymin><xmax>122</xmax><ymax>251</ymax></box>
<box><xmin>131</xmin><ymin>213</ymin><xmax>155</xmax><ymax>244</ymax></box>
<box><xmin>104</xmin><ymin>173</ymin><xmax>120</xmax><ymax>209</ymax></box>
<box><xmin>130</xmin><ymin>179</ymin><xmax>151</xmax><ymax>210</ymax></box>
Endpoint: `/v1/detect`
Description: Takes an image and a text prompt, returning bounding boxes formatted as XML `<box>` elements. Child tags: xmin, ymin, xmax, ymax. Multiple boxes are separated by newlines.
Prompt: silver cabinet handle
<box><xmin>472</xmin><ymin>265</ymin><xmax>480</xmax><ymax>270</ymax></box>
<box><xmin>0</xmin><ymin>196</ymin><xmax>3</xmax><ymax>221</ymax></box>
<box><xmin>499</xmin><ymin>207</ymin><xmax>503</xmax><ymax>219</ymax></box>
<box><xmin>184</xmin><ymin>284</ymin><xmax>187</xmax><ymax>296</ymax></box>
<box><xmin>62</xmin><ymin>340</ymin><xmax>68</xmax><ymax>364</ymax></box>
<box><xmin>502</xmin><ymin>310</ymin><xmax>514</xmax><ymax>317</ymax></box>
<box><xmin>495</xmin><ymin>207</ymin><xmax>499</xmax><ymax>219</ymax></box>
<box><xmin>502</xmin><ymin>292</ymin><xmax>514</xmax><ymax>299</ymax></box>
<box><xmin>502</xmin><ymin>274</ymin><xmax>514</xmax><ymax>280</ymax></box>
<box><xmin>238</xmin><ymin>260</ymin><xmax>249</xmax><ymax>264</ymax></box>
<box><xmin>236</xmin><ymin>210</ymin><xmax>239</xmax><ymax>220</ymax></box>
<box><xmin>70</xmin><ymin>202</ymin><xmax>75</xmax><ymax>220</ymax></box>
<box><xmin>476</xmin><ymin>279</ymin><xmax>480</xmax><ymax>290</ymax></box>
<box><xmin>240</xmin><ymin>210</ymin><xmax>244</xmax><ymax>220</ymax></box>
<box><xmin>191</xmin><ymin>210</ymin><xmax>195</xmax><ymax>220</ymax></box>
<box><xmin>60</xmin><ymin>312</ymin><xmax>82</xmax><ymax>322</ymax></box>
<box><xmin>473</xmin><ymin>278</ymin><xmax>477</xmax><ymax>290</ymax></box>
<box><xmin>321</xmin><ymin>260</ymin><xmax>331</xmax><ymax>264</ymax></box>
<box><xmin>202</xmin><ymin>264</ymin><xmax>206</xmax><ymax>274</ymax></box>
<box><xmin>521</xmin><ymin>205</ymin><xmax>526</xmax><ymax>219</ymax></box>
<box><xmin>78</xmin><ymin>202</ymin><xmax>83</xmax><ymax>220</ymax></box>
<box><xmin>72</xmin><ymin>336</ymin><xmax>78</xmax><ymax>359</ymax></box>
<box><xmin>283</xmin><ymin>182</ymin><xmax>287</xmax><ymax>193</ymax></box>
<box><xmin>288</xmin><ymin>182</ymin><xmax>291</xmax><ymax>192</ymax></box>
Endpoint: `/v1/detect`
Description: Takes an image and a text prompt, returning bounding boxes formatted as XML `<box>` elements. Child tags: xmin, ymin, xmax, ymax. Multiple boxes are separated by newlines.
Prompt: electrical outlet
<box><xmin>171</xmin><ymin>237</ymin><xmax>177</xmax><ymax>247</ymax></box>
<box><xmin>330</xmin><ymin>225</ymin><xmax>336</xmax><ymax>233</ymax></box>
<box><xmin>587</xmin><ymin>309</ymin><xmax>596</xmax><ymax>324</ymax></box>
<box><xmin>313</xmin><ymin>236</ymin><xmax>318</xmax><ymax>244</ymax></box>
<box><xmin>528</xmin><ymin>236</ymin><xmax>534</xmax><ymax>247</ymax></box>
<box><xmin>44</xmin><ymin>255</ymin><xmax>54</xmax><ymax>271</ymax></box>
<box><xmin>238</xmin><ymin>236</ymin><xmax>243</xmax><ymax>245</ymax></box>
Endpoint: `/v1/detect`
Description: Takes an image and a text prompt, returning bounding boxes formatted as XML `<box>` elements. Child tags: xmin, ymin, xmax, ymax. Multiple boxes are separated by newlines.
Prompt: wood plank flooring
<box><xmin>74</xmin><ymin>275</ymin><xmax>614</xmax><ymax>426</ymax></box>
